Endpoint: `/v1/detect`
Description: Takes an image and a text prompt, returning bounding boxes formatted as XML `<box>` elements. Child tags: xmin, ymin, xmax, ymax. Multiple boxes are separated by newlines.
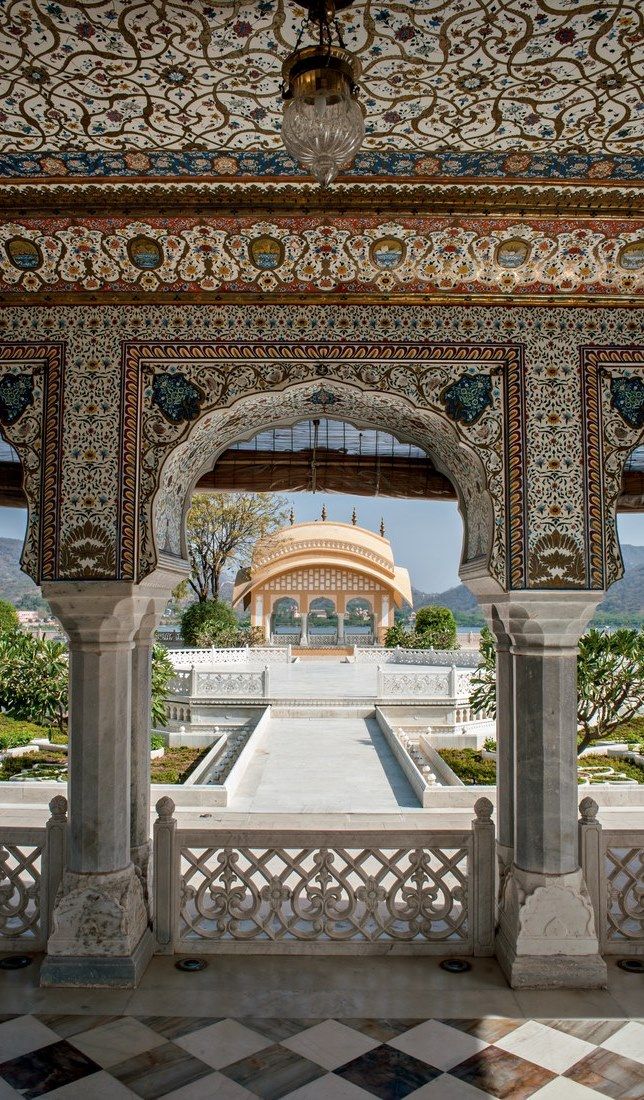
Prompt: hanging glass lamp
<box><xmin>281</xmin><ymin>0</ymin><xmax>364</xmax><ymax>187</ymax></box>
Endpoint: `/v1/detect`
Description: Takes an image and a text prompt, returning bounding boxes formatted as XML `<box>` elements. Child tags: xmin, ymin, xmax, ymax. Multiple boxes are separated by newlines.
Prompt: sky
<box><xmin>2</xmin><ymin>498</ymin><xmax>643</xmax><ymax>594</ymax></box>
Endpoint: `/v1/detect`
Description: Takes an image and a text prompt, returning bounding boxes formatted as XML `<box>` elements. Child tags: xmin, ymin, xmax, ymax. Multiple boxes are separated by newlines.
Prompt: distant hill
<box><xmin>0</xmin><ymin>538</ymin><xmax>40</xmax><ymax>604</ymax></box>
<box><xmin>413</xmin><ymin>543</ymin><xmax>644</xmax><ymax>625</ymax></box>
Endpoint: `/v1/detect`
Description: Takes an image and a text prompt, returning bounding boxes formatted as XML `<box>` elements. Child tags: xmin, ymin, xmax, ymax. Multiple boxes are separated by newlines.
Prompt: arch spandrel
<box><xmin>0</xmin><ymin>306</ymin><xmax>640</xmax><ymax>591</ymax></box>
<box><xmin>150</xmin><ymin>374</ymin><xmax>499</xmax><ymax>589</ymax></box>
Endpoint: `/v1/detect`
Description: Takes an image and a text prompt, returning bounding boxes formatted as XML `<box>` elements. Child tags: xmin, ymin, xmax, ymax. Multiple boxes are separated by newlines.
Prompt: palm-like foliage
<box><xmin>0</xmin><ymin>629</ymin><xmax>68</xmax><ymax>732</ymax></box>
<box><xmin>151</xmin><ymin>644</ymin><xmax>174</xmax><ymax>728</ymax></box>
<box><xmin>470</xmin><ymin>625</ymin><xmax>644</xmax><ymax>754</ymax></box>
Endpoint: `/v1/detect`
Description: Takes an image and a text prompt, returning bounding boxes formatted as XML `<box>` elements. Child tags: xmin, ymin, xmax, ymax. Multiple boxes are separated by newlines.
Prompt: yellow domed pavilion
<box><xmin>233</xmin><ymin>516</ymin><xmax>412</xmax><ymax>645</ymax></box>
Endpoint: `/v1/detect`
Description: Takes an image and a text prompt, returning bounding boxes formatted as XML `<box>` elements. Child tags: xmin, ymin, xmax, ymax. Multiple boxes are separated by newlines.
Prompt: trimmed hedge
<box><xmin>438</xmin><ymin>748</ymin><xmax>497</xmax><ymax>786</ymax></box>
<box><xmin>0</xmin><ymin>714</ymin><xmax>50</xmax><ymax>750</ymax></box>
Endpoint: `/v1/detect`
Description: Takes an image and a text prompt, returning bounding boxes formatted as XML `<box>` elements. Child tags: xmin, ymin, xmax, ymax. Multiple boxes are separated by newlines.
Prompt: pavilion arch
<box><xmin>151</xmin><ymin>379</ymin><xmax>498</xmax><ymax>591</ymax></box>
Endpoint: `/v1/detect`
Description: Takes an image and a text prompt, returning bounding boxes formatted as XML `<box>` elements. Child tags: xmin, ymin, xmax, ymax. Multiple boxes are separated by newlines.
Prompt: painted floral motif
<box><xmin>610</xmin><ymin>377</ymin><xmax>644</xmax><ymax>430</ymax></box>
<box><xmin>0</xmin><ymin>152</ymin><xmax>642</xmax><ymax>181</ymax></box>
<box><xmin>0</xmin><ymin>219</ymin><xmax>641</xmax><ymax>297</ymax></box>
<box><xmin>58</xmin><ymin>520</ymin><xmax>116</xmax><ymax>579</ymax></box>
<box><xmin>528</xmin><ymin>532</ymin><xmax>586</xmax><ymax>588</ymax></box>
<box><xmin>0</xmin><ymin>373</ymin><xmax>33</xmax><ymax>426</ymax></box>
<box><xmin>0</xmin><ymin>1</ymin><xmax>639</xmax><ymax>160</ymax></box>
<box><xmin>151</xmin><ymin>373</ymin><xmax>204</xmax><ymax>425</ymax></box>
<box><xmin>442</xmin><ymin>374</ymin><xmax>493</xmax><ymax>426</ymax></box>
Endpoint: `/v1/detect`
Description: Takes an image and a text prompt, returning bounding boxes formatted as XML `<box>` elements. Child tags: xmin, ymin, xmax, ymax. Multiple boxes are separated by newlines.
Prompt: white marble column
<box><xmin>129</xmin><ymin>565</ymin><xmax>184</xmax><ymax>912</ymax></box>
<box><xmin>495</xmin><ymin>592</ymin><xmax>606</xmax><ymax>989</ymax></box>
<box><xmin>40</xmin><ymin>564</ymin><xmax>184</xmax><ymax>987</ymax></box>
<box><xmin>488</xmin><ymin>609</ymin><xmax>514</xmax><ymax>881</ymax></box>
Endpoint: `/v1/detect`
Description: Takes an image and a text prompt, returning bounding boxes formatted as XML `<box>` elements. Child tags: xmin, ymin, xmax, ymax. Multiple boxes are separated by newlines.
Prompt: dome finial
<box><xmin>380</xmin><ymin>517</ymin><xmax>385</xmax><ymax>537</ymax></box>
<box><xmin>351</xmin><ymin>507</ymin><xmax>357</xmax><ymax>525</ymax></box>
<box><xmin>321</xmin><ymin>503</ymin><xmax>328</xmax><ymax>521</ymax></box>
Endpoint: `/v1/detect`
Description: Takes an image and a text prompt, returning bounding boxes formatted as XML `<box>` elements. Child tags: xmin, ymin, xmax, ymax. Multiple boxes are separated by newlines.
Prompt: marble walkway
<box><xmin>228</xmin><ymin>715</ymin><xmax>420</xmax><ymax>812</ymax></box>
<box><xmin>0</xmin><ymin>957</ymin><xmax>642</xmax><ymax>1098</ymax></box>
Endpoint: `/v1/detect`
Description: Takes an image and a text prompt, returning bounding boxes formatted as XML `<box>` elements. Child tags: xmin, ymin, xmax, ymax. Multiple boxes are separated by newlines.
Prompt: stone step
<box><xmin>292</xmin><ymin>647</ymin><xmax>354</xmax><ymax>658</ymax></box>
<box><xmin>270</xmin><ymin>704</ymin><xmax>375</xmax><ymax>718</ymax></box>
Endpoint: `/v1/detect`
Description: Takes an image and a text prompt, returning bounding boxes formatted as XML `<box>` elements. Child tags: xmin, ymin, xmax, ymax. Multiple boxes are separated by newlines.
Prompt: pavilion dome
<box><xmin>233</xmin><ymin>519</ymin><xmax>412</xmax><ymax>609</ymax></box>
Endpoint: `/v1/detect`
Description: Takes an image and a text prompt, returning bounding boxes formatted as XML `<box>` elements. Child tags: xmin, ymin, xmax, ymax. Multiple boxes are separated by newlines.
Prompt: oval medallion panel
<box><xmin>496</xmin><ymin>238</ymin><xmax>530</xmax><ymax>268</ymax></box>
<box><xmin>5</xmin><ymin>237</ymin><xmax>42</xmax><ymax>271</ymax></box>
<box><xmin>128</xmin><ymin>236</ymin><xmax>163</xmax><ymax>270</ymax></box>
<box><xmin>370</xmin><ymin>237</ymin><xmax>405</xmax><ymax>270</ymax></box>
<box><xmin>249</xmin><ymin>236</ymin><xmax>284</xmax><ymax>271</ymax></box>
<box><xmin>618</xmin><ymin>242</ymin><xmax>644</xmax><ymax>271</ymax></box>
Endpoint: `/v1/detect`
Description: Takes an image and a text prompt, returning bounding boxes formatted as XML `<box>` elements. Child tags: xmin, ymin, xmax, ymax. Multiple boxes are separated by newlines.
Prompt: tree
<box><xmin>415</xmin><ymin>605</ymin><xmax>458</xmax><ymax>649</ymax></box>
<box><xmin>0</xmin><ymin>600</ymin><xmax>19</xmax><ymax>635</ymax></box>
<box><xmin>576</xmin><ymin>628</ymin><xmax>644</xmax><ymax>753</ymax></box>
<box><xmin>470</xmin><ymin>626</ymin><xmax>644</xmax><ymax>755</ymax></box>
<box><xmin>0</xmin><ymin>629</ymin><xmax>68</xmax><ymax>732</ymax></box>
<box><xmin>151</xmin><ymin>644</ymin><xmax>174</xmax><ymax>728</ymax></box>
<box><xmin>185</xmin><ymin>492</ymin><xmax>289</xmax><ymax>602</ymax></box>
<box><xmin>180</xmin><ymin>599</ymin><xmax>238</xmax><ymax>646</ymax></box>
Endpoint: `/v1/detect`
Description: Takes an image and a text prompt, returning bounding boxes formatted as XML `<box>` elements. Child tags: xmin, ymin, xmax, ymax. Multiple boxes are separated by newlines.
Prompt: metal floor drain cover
<box><xmin>439</xmin><ymin>959</ymin><xmax>472</xmax><ymax>973</ymax></box>
<box><xmin>0</xmin><ymin>955</ymin><xmax>32</xmax><ymax>970</ymax></box>
<box><xmin>617</xmin><ymin>958</ymin><xmax>644</xmax><ymax>973</ymax></box>
<box><xmin>175</xmin><ymin>958</ymin><xmax>208</xmax><ymax>972</ymax></box>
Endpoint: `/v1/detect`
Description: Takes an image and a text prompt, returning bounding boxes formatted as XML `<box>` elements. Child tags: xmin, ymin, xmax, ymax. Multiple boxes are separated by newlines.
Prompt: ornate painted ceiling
<box><xmin>0</xmin><ymin>0</ymin><xmax>642</xmax><ymax>181</ymax></box>
<box><xmin>0</xmin><ymin>2</ymin><xmax>641</xmax><ymax>303</ymax></box>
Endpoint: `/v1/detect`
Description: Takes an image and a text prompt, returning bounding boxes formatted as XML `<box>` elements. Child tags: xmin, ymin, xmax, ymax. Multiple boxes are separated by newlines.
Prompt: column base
<box><xmin>132</xmin><ymin>840</ymin><xmax>152</xmax><ymax>914</ymax></box>
<box><xmin>40</xmin><ymin>928</ymin><xmax>154</xmax><ymax>988</ymax></box>
<box><xmin>46</xmin><ymin>864</ymin><xmax>148</xmax><ymax>957</ymax></box>
<box><xmin>496</xmin><ymin>865</ymin><xmax>607</xmax><ymax>990</ymax></box>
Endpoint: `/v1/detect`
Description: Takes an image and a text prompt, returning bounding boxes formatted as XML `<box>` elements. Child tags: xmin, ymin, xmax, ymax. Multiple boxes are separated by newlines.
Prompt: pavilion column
<box><xmin>488</xmin><ymin>609</ymin><xmax>515</xmax><ymax>883</ymax></box>
<box><xmin>336</xmin><ymin>595</ymin><xmax>345</xmax><ymax>643</ymax></box>
<box><xmin>299</xmin><ymin>596</ymin><xmax>309</xmax><ymax>646</ymax></box>
<box><xmin>129</xmin><ymin>566</ymin><xmax>183</xmax><ymax>913</ymax></box>
<box><xmin>496</xmin><ymin>591</ymin><xmax>606</xmax><ymax>989</ymax></box>
<box><xmin>40</xmin><ymin>567</ymin><xmax>184</xmax><ymax>987</ymax></box>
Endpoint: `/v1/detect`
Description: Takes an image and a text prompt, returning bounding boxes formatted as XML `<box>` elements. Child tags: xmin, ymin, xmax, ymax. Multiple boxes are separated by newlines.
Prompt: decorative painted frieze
<box><xmin>0</xmin><ymin>219</ymin><xmax>641</xmax><ymax>298</ymax></box>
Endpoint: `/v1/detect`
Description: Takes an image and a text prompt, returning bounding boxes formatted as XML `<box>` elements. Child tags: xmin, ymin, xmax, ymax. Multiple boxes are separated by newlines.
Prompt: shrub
<box><xmin>415</xmin><ymin>606</ymin><xmax>458</xmax><ymax>649</ymax></box>
<box><xmin>438</xmin><ymin>748</ymin><xmax>497</xmax><ymax>785</ymax></box>
<box><xmin>150</xmin><ymin>734</ymin><xmax>166</xmax><ymax>751</ymax></box>
<box><xmin>181</xmin><ymin>599</ymin><xmax>238</xmax><ymax>646</ymax></box>
<box><xmin>0</xmin><ymin>714</ymin><xmax>50</xmax><ymax>749</ymax></box>
<box><xmin>0</xmin><ymin>600</ymin><xmax>19</xmax><ymax>635</ymax></box>
<box><xmin>483</xmin><ymin>737</ymin><xmax>497</xmax><ymax>753</ymax></box>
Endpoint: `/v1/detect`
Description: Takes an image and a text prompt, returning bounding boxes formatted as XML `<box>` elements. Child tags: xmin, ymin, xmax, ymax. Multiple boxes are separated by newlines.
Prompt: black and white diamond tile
<box><xmin>0</xmin><ymin>1014</ymin><xmax>641</xmax><ymax>1098</ymax></box>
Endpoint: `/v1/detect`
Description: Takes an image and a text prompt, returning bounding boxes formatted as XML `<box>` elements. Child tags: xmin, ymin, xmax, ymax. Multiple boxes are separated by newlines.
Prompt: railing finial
<box><xmin>579</xmin><ymin>796</ymin><xmax>599</xmax><ymax>823</ymax></box>
<box><xmin>48</xmin><ymin>795</ymin><xmax>68</xmax><ymax>822</ymax></box>
<box><xmin>156</xmin><ymin>796</ymin><xmax>176</xmax><ymax>819</ymax></box>
<box><xmin>474</xmin><ymin>796</ymin><xmax>494</xmax><ymax>821</ymax></box>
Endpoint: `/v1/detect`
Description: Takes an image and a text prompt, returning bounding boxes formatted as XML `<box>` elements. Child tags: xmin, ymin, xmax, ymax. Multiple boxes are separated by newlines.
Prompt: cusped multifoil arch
<box><xmin>152</xmin><ymin>379</ymin><xmax>499</xmax><ymax>587</ymax></box>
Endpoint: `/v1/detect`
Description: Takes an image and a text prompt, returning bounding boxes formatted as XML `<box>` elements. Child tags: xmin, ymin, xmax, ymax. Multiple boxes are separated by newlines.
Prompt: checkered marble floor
<box><xmin>0</xmin><ymin>1014</ymin><xmax>642</xmax><ymax>1099</ymax></box>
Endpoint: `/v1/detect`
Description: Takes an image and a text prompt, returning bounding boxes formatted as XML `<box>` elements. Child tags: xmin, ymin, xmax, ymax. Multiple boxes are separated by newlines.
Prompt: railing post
<box><xmin>153</xmin><ymin>796</ymin><xmax>178</xmax><ymax>954</ymax></box>
<box><xmin>43</xmin><ymin>795</ymin><xmax>67</xmax><ymax>943</ymax></box>
<box><xmin>190</xmin><ymin>664</ymin><xmax>197</xmax><ymax>697</ymax></box>
<box><xmin>377</xmin><ymin>665</ymin><xmax>383</xmax><ymax>698</ymax></box>
<box><xmin>579</xmin><ymin>796</ymin><xmax>604</xmax><ymax>953</ymax></box>
<box><xmin>264</xmin><ymin>664</ymin><xmax>270</xmax><ymax>698</ymax></box>
<box><xmin>472</xmin><ymin>796</ymin><xmax>495</xmax><ymax>956</ymax></box>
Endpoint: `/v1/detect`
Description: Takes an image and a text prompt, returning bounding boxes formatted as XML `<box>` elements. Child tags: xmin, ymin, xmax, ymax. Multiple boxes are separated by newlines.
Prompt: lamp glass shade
<box><xmin>282</xmin><ymin>84</ymin><xmax>364</xmax><ymax>186</ymax></box>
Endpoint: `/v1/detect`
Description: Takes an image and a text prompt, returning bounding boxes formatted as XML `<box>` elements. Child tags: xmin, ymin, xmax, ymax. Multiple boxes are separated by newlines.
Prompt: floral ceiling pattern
<box><xmin>1</xmin><ymin>0</ymin><xmax>642</xmax><ymax>179</ymax></box>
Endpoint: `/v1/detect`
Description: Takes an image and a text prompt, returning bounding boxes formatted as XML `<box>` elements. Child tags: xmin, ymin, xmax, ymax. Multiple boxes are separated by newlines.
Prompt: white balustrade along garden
<box><xmin>0</xmin><ymin>797</ymin><xmax>67</xmax><ymax>954</ymax></box>
<box><xmin>153</xmin><ymin>797</ymin><xmax>497</xmax><ymax>956</ymax></box>
<box><xmin>0</xmin><ymin>798</ymin><xmax>642</xmax><ymax>964</ymax></box>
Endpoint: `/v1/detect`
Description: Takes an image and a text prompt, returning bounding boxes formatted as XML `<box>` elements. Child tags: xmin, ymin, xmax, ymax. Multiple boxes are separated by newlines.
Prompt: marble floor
<box><xmin>228</xmin><ymin>715</ymin><xmax>420</xmax><ymax>812</ymax></box>
<box><xmin>0</xmin><ymin>956</ymin><xmax>642</xmax><ymax>1098</ymax></box>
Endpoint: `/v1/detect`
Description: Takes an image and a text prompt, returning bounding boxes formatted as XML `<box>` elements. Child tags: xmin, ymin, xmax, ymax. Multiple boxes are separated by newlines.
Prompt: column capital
<box><xmin>470</xmin><ymin>589</ymin><xmax>604</xmax><ymax>654</ymax></box>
